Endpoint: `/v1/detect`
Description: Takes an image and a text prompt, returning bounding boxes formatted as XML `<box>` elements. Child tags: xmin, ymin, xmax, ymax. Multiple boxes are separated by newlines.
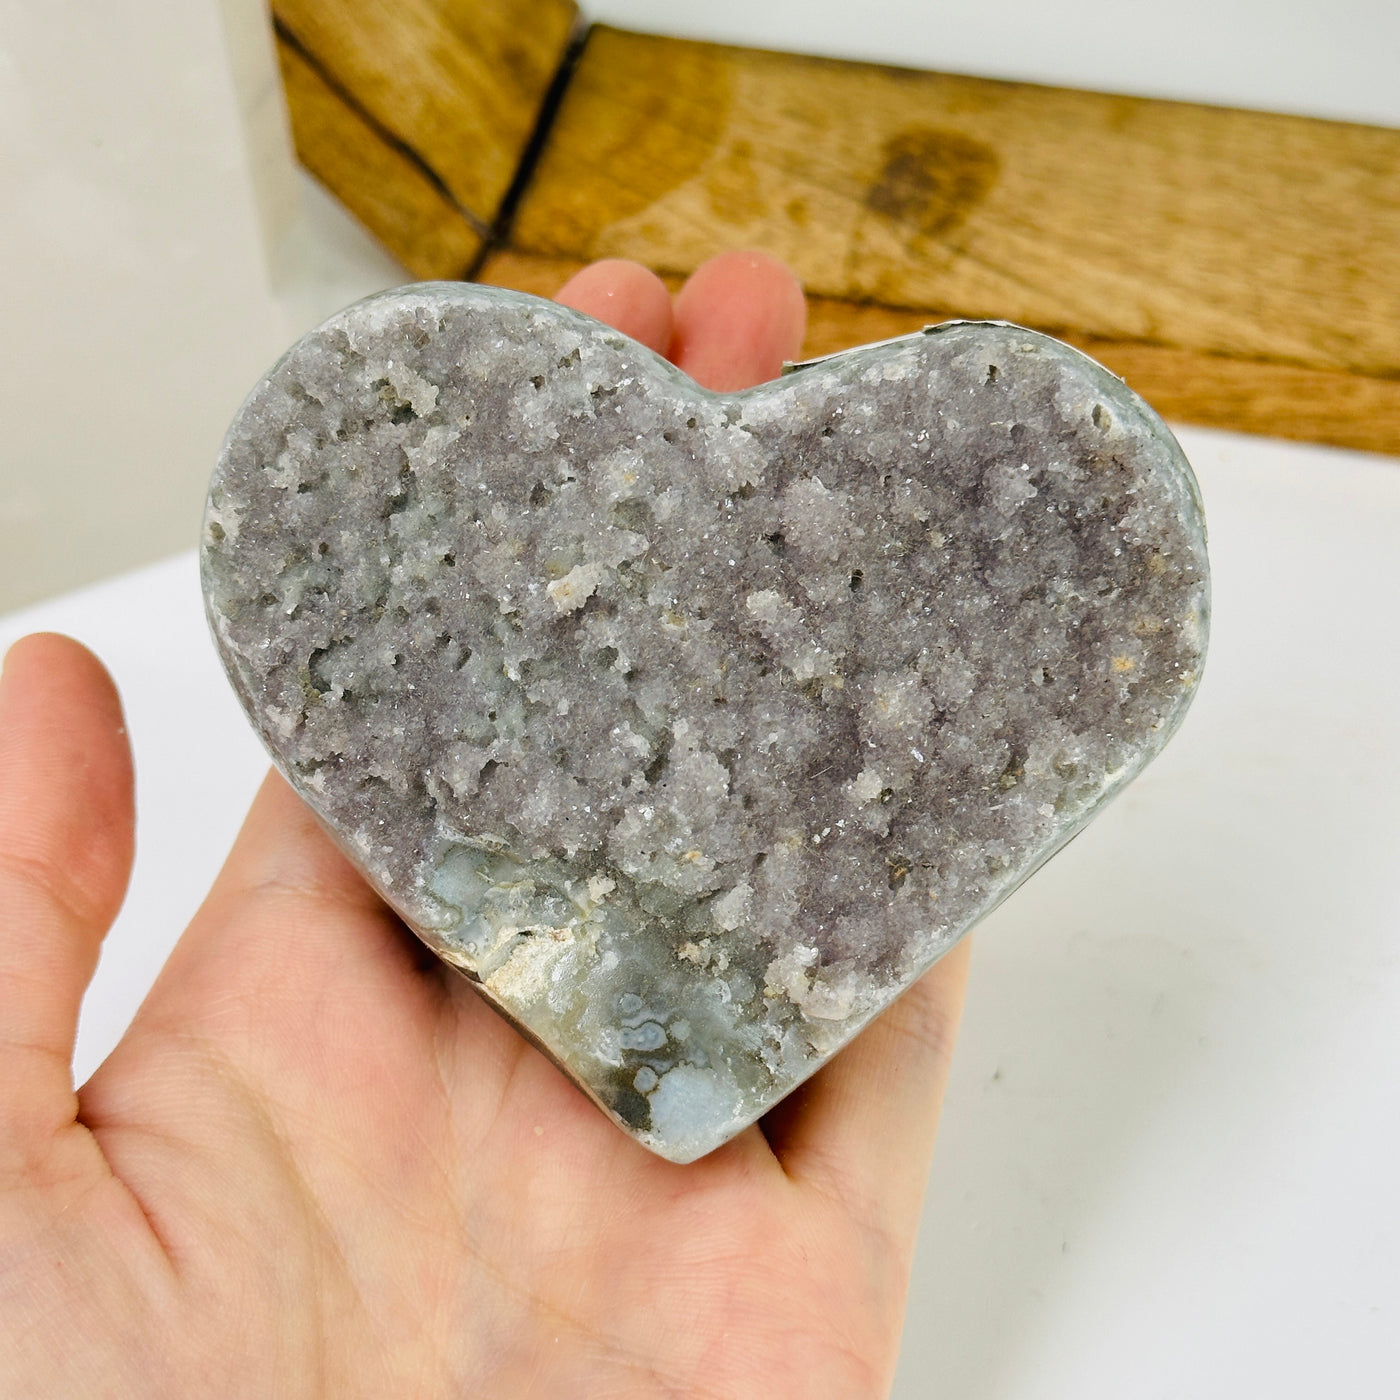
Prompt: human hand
<box><xmin>0</xmin><ymin>252</ymin><xmax>971</xmax><ymax>1400</ymax></box>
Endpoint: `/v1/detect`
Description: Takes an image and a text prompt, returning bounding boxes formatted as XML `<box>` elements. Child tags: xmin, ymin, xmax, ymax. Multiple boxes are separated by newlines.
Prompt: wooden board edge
<box><xmin>276</xmin><ymin>29</ymin><xmax>483</xmax><ymax>281</ymax></box>
<box><xmin>477</xmin><ymin>249</ymin><xmax>1400</xmax><ymax>459</ymax></box>
<box><xmin>272</xmin><ymin>0</ymin><xmax>581</xmax><ymax>232</ymax></box>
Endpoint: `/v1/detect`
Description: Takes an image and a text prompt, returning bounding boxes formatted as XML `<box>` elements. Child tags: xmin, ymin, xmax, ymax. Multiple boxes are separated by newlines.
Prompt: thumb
<box><xmin>0</xmin><ymin>634</ymin><xmax>134</xmax><ymax>1168</ymax></box>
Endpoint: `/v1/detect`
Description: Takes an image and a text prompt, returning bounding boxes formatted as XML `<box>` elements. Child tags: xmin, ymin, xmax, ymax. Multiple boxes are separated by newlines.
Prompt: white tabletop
<box><xmin>3</xmin><ymin>1</ymin><xmax>1399</xmax><ymax>1394</ymax></box>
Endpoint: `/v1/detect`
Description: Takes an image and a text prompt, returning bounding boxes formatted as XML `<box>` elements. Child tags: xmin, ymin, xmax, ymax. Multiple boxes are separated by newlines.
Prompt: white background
<box><xmin>590</xmin><ymin>0</ymin><xmax>1400</xmax><ymax>128</ymax></box>
<box><xmin>2</xmin><ymin>3</ymin><xmax>1399</xmax><ymax>1396</ymax></box>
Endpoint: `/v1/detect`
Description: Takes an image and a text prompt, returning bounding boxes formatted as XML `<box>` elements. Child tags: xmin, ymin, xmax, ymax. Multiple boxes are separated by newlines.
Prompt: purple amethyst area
<box><xmin>202</xmin><ymin>284</ymin><xmax>1208</xmax><ymax>1161</ymax></box>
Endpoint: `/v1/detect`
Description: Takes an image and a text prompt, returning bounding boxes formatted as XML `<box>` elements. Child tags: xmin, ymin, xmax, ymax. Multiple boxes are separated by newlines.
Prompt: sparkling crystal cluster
<box><xmin>203</xmin><ymin>285</ymin><xmax>1208</xmax><ymax>1160</ymax></box>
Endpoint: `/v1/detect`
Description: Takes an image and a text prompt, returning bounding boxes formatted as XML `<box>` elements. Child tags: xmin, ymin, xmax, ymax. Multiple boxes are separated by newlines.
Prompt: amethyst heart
<box><xmin>202</xmin><ymin>284</ymin><xmax>1208</xmax><ymax>1161</ymax></box>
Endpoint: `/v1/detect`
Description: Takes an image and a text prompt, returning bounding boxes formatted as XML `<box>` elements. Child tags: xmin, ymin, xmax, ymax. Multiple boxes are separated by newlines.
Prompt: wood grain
<box><xmin>273</xmin><ymin>0</ymin><xmax>577</xmax><ymax>244</ymax></box>
<box><xmin>509</xmin><ymin>28</ymin><xmax>1400</xmax><ymax>382</ymax></box>
<box><xmin>478</xmin><ymin>249</ymin><xmax>1400</xmax><ymax>457</ymax></box>
<box><xmin>275</xmin><ymin>15</ymin><xmax>1400</xmax><ymax>456</ymax></box>
<box><xmin>276</xmin><ymin>36</ymin><xmax>483</xmax><ymax>280</ymax></box>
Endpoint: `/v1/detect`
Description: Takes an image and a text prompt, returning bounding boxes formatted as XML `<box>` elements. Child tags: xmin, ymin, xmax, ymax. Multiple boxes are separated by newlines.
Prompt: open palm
<box><xmin>0</xmin><ymin>254</ymin><xmax>970</xmax><ymax>1400</ymax></box>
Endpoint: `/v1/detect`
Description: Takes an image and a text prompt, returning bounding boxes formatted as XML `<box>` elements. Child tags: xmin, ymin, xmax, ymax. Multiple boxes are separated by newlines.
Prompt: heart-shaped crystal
<box><xmin>202</xmin><ymin>284</ymin><xmax>1208</xmax><ymax>1161</ymax></box>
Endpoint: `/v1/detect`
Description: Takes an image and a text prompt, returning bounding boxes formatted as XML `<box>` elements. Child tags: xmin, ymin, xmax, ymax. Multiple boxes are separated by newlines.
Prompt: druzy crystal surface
<box><xmin>202</xmin><ymin>284</ymin><xmax>1208</xmax><ymax>1161</ymax></box>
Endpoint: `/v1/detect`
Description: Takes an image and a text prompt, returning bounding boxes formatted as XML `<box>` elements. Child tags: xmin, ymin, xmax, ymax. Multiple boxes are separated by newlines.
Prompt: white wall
<box><xmin>587</xmin><ymin>0</ymin><xmax>1400</xmax><ymax>128</ymax></box>
<box><xmin>0</xmin><ymin>0</ymin><xmax>400</xmax><ymax>612</ymax></box>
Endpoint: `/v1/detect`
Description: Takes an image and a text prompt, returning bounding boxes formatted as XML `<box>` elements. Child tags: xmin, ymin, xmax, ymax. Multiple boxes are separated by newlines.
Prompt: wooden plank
<box><xmin>276</xmin><ymin>36</ymin><xmax>482</xmax><ymax>280</ymax></box>
<box><xmin>1058</xmin><ymin>341</ymin><xmax>1400</xmax><ymax>460</ymax></box>
<box><xmin>508</xmin><ymin>28</ymin><xmax>1400</xmax><ymax>384</ymax></box>
<box><xmin>273</xmin><ymin>0</ymin><xmax>578</xmax><ymax>246</ymax></box>
<box><xmin>478</xmin><ymin>249</ymin><xmax>1400</xmax><ymax>457</ymax></box>
<box><xmin>274</xmin><ymin>14</ymin><xmax>1400</xmax><ymax>456</ymax></box>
